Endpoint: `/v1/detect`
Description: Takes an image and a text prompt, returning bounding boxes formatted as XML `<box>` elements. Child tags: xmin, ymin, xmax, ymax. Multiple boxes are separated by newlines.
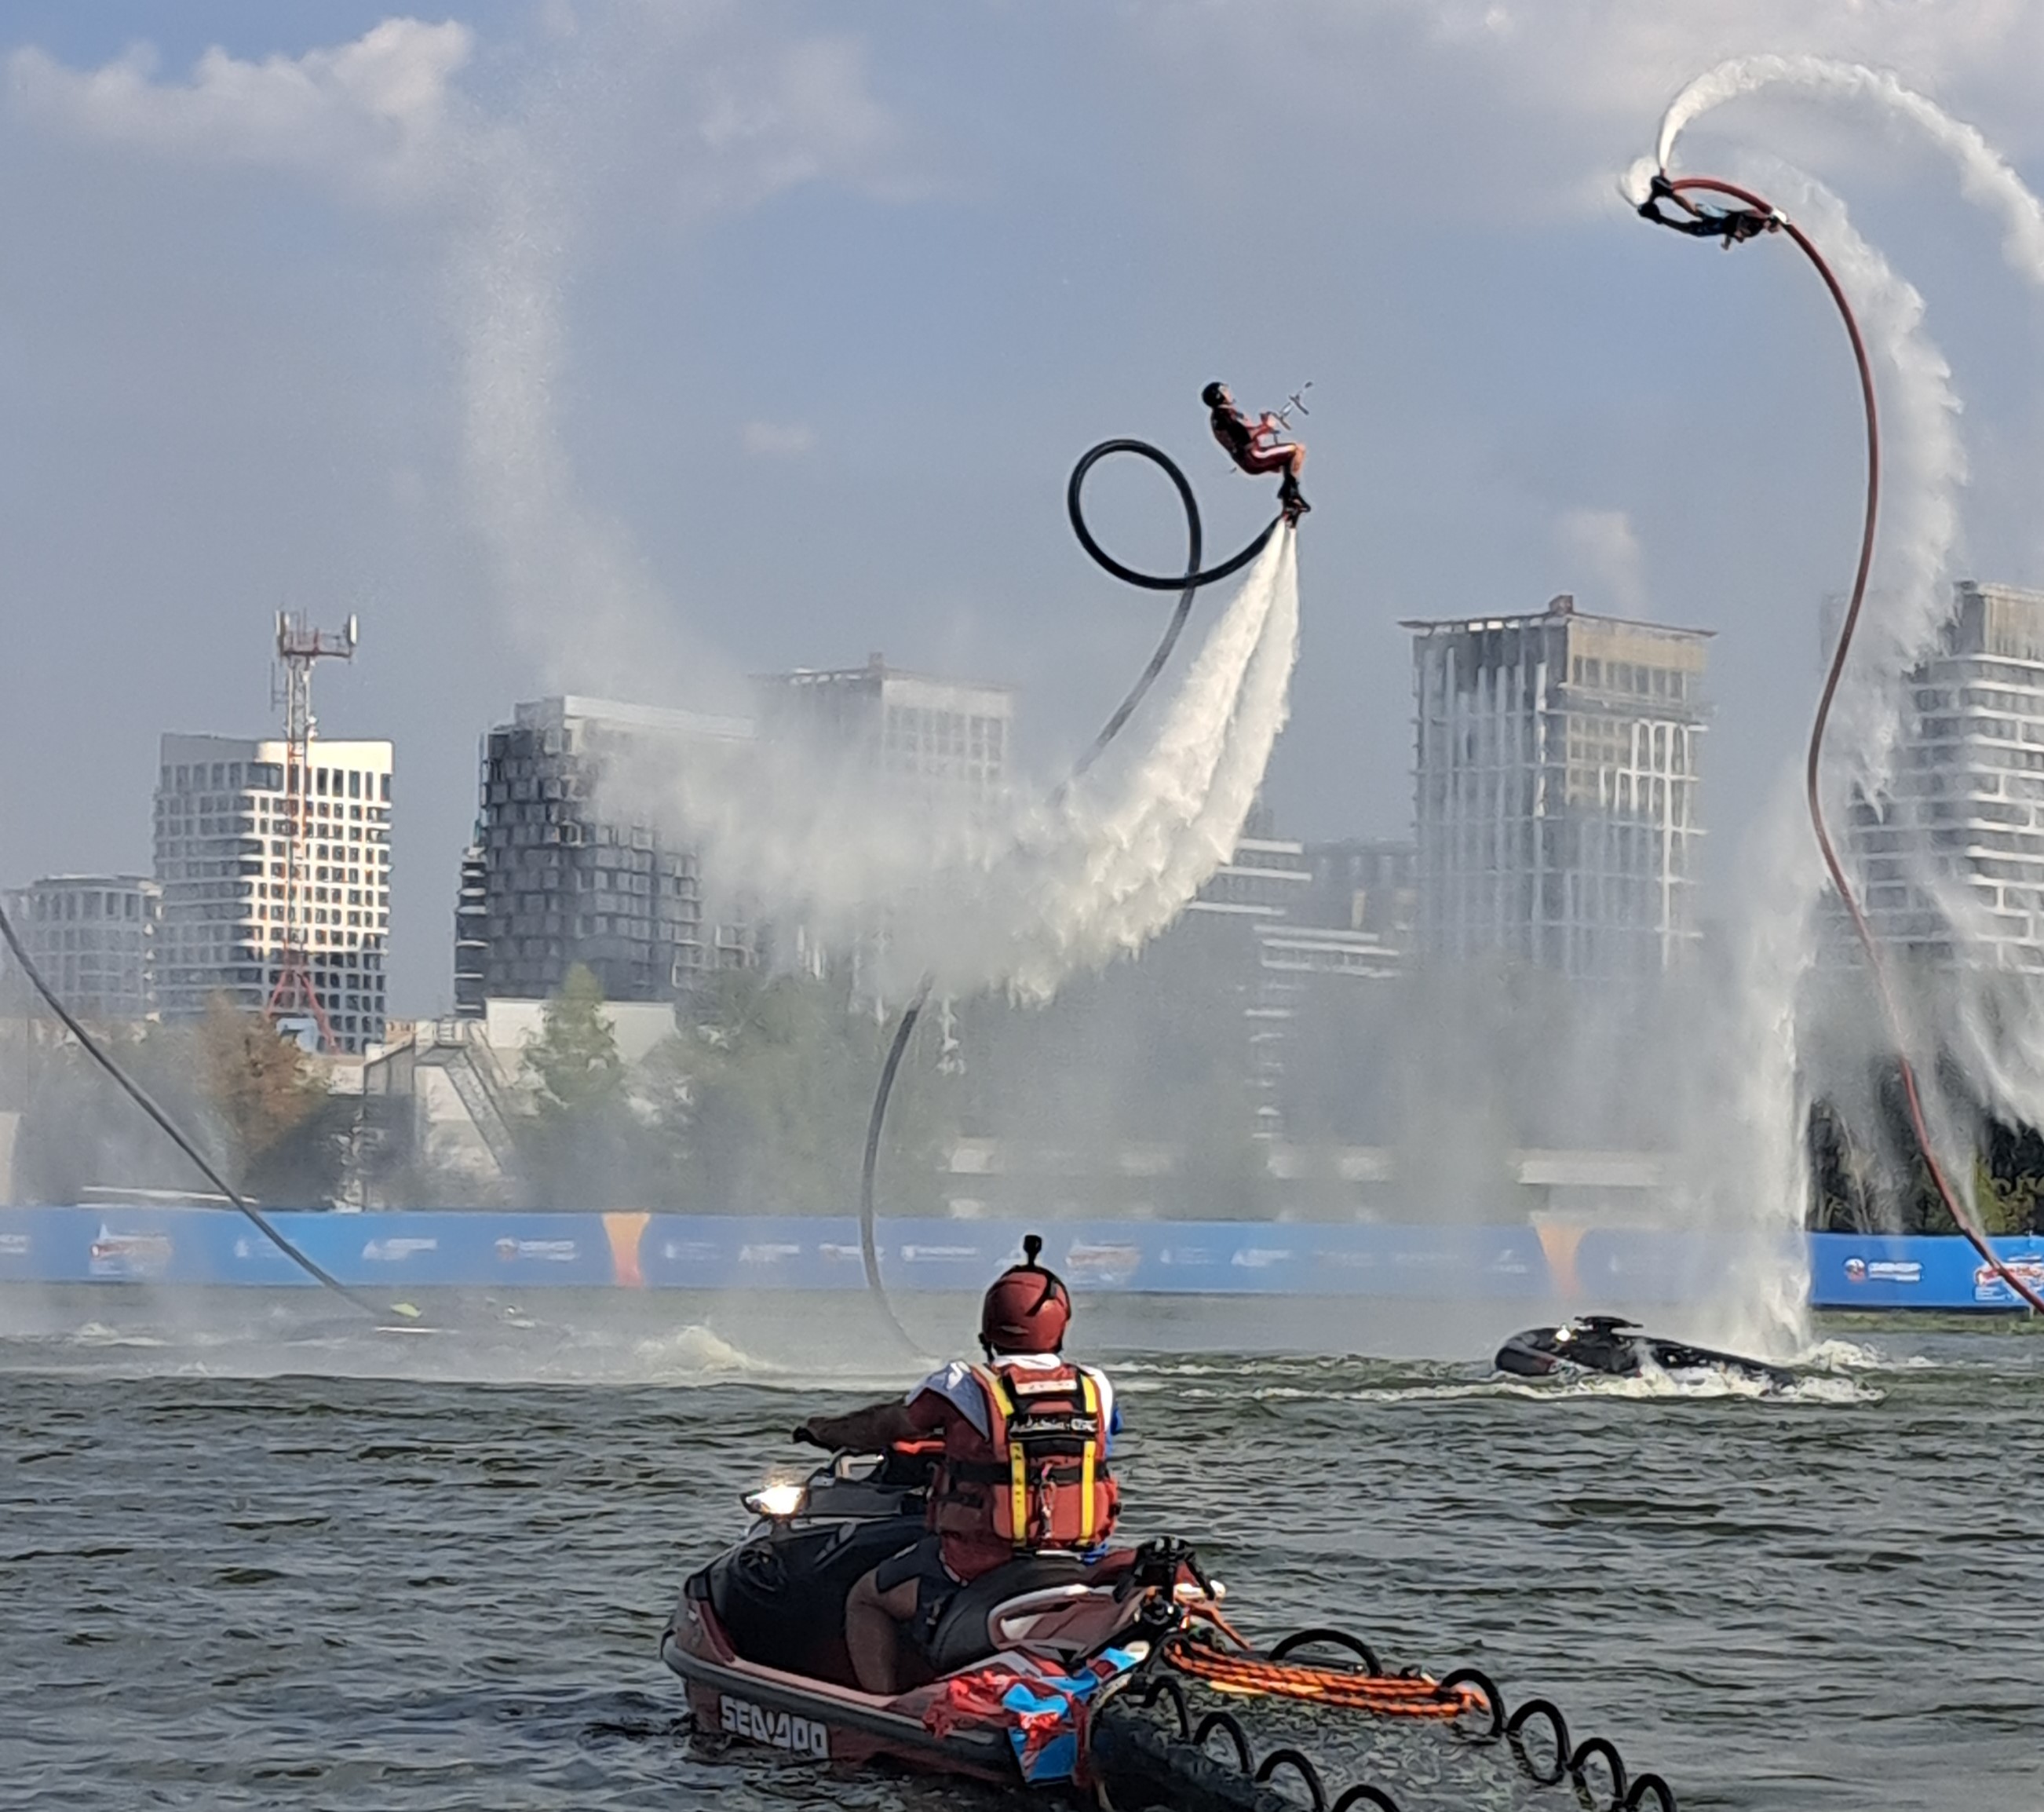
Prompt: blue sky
<box><xmin>3</xmin><ymin>2</ymin><xmax>2043</xmax><ymax>1010</ymax></box>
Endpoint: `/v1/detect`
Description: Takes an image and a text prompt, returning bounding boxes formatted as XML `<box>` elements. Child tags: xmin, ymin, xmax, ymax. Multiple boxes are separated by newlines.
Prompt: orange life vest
<box><xmin>929</xmin><ymin>1361</ymin><xmax>1119</xmax><ymax>1554</ymax></box>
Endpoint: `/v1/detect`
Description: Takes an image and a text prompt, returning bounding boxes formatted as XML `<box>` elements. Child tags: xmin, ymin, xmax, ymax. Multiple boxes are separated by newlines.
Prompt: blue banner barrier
<box><xmin>1808</xmin><ymin>1231</ymin><xmax>2044</xmax><ymax>1310</ymax></box>
<box><xmin>1</xmin><ymin>1207</ymin><xmax>2035</xmax><ymax>1308</ymax></box>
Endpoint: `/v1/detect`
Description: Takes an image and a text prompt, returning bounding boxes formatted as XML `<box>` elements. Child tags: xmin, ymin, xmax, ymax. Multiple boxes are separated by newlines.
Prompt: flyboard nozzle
<box><xmin>1022</xmin><ymin>1233</ymin><xmax>1044</xmax><ymax>1268</ymax></box>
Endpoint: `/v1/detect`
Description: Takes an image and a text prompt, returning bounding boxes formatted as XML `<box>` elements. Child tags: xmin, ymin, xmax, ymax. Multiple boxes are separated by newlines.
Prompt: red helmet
<box><xmin>980</xmin><ymin>1233</ymin><xmax>1071</xmax><ymax>1354</ymax></box>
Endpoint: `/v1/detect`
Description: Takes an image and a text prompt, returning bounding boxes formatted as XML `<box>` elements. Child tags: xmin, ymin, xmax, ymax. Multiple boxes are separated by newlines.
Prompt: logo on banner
<box><xmin>1973</xmin><ymin>1255</ymin><xmax>2044</xmax><ymax>1302</ymax></box>
<box><xmin>362</xmin><ymin>1237</ymin><xmax>438</xmax><ymax>1263</ymax></box>
<box><xmin>739</xmin><ymin>1242</ymin><xmax>801</xmax><ymax>1265</ymax></box>
<box><xmin>1231</xmin><ymin>1247</ymin><xmax>1293</xmax><ymax>1269</ymax></box>
<box><xmin>1844</xmin><ymin>1256</ymin><xmax>1922</xmax><ymax>1286</ymax></box>
<box><xmin>0</xmin><ymin>1233</ymin><xmax>30</xmax><ymax>1259</ymax></box>
<box><xmin>89</xmin><ymin>1227</ymin><xmax>172</xmax><ymax>1278</ymax></box>
<box><xmin>719</xmin><ymin>1695</ymin><xmax>828</xmax><ymax>1757</ymax></box>
<box><xmin>495</xmin><ymin>1238</ymin><xmax>579</xmax><ymax>1263</ymax></box>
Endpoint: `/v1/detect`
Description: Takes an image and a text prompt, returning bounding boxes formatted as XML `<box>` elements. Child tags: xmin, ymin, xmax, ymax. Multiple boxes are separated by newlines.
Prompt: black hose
<box><xmin>1329</xmin><ymin>1790</ymin><xmax>1403</xmax><ymax>1812</ymax></box>
<box><xmin>0</xmin><ymin>898</ymin><xmax>399</xmax><ymax>1321</ymax></box>
<box><xmin>1067</xmin><ymin>439</ymin><xmax>1279</xmax><ymax>594</ymax></box>
<box><xmin>1571</xmin><ymin>1734</ymin><xmax>1630</xmax><ymax>1805</ymax></box>
<box><xmin>1505</xmin><ymin>1698</ymin><xmax>1571</xmax><ymax>1785</ymax></box>
<box><xmin>1194</xmin><ymin>1709</ymin><xmax>1255</xmax><ymax>1772</ymax></box>
<box><xmin>1270</xmin><ymin>1628</ymin><xmax>1385</xmax><ymax>1676</ymax></box>
<box><xmin>1254</xmin><ymin>1748</ymin><xmax>1330</xmax><ymax>1812</ymax></box>
<box><xmin>1137</xmin><ymin>1675</ymin><xmax>1193</xmax><ymax>1740</ymax></box>
<box><xmin>856</xmin><ymin>433</ymin><xmax>1284</xmax><ymax>1346</ymax></box>
<box><xmin>1439</xmin><ymin>1665</ymin><xmax>1504</xmax><ymax>1737</ymax></box>
<box><xmin>1625</xmin><ymin>1773</ymin><xmax>1678</xmax><ymax>1811</ymax></box>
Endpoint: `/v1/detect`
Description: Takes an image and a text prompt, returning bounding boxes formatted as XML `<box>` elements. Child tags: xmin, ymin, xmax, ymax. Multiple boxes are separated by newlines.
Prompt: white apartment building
<box><xmin>1407</xmin><ymin>594</ymin><xmax>1710</xmax><ymax>981</ymax></box>
<box><xmin>1853</xmin><ymin>580</ymin><xmax>2044</xmax><ymax>968</ymax></box>
<box><xmin>155</xmin><ymin>734</ymin><xmax>392</xmax><ymax>1052</ymax></box>
<box><xmin>0</xmin><ymin>875</ymin><xmax>159</xmax><ymax>1020</ymax></box>
<box><xmin>752</xmin><ymin>653</ymin><xmax>1013</xmax><ymax>804</ymax></box>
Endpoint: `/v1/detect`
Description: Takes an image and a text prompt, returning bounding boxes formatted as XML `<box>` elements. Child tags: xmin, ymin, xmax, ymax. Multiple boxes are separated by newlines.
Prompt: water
<box><xmin>3</xmin><ymin>1303</ymin><xmax>2040</xmax><ymax>1810</ymax></box>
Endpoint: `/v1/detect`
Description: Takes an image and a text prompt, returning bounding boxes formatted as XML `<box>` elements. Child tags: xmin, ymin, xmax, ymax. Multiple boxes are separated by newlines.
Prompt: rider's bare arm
<box><xmin>799</xmin><ymin>1400</ymin><xmax>918</xmax><ymax>1452</ymax></box>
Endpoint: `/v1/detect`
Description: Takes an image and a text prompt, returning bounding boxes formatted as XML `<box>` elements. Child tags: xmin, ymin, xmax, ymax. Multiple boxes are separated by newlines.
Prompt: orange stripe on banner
<box><xmin>603</xmin><ymin>1213</ymin><xmax>651</xmax><ymax>1287</ymax></box>
<box><xmin>1532</xmin><ymin>1220</ymin><xmax>1585</xmax><ymax>1299</ymax></box>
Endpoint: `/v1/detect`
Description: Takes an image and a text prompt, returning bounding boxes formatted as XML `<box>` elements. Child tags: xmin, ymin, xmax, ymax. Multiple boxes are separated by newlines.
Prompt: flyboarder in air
<box><xmin>1203</xmin><ymin>381</ymin><xmax>1310</xmax><ymax>521</ymax></box>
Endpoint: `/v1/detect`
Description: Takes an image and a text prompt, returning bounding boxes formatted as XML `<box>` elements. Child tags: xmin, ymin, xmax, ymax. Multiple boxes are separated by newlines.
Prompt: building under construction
<box><xmin>1407</xmin><ymin>594</ymin><xmax>1710</xmax><ymax>981</ymax></box>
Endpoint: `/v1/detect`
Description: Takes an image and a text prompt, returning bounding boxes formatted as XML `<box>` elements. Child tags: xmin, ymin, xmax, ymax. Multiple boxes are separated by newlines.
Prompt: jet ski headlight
<box><xmin>743</xmin><ymin>1481</ymin><xmax>808</xmax><ymax>1520</ymax></box>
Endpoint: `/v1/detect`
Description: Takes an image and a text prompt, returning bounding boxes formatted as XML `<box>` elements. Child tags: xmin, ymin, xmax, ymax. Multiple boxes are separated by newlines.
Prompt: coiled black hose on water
<box><xmin>856</xmin><ymin>441</ymin><xmax>1283</xmax><ymax>1346</ymax></box>
<box><xmin>1092</xmin><ymin>1620</ymin><xmax>1679</xmax><ymax>1812</ymax></box>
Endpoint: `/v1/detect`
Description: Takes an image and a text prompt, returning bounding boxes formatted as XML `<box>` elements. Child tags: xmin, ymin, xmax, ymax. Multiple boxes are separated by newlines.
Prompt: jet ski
<box><xmin>1495</xmin><ymin>1315</ymin><xmax>1795</xmax><ymax>1390</ymax></box>
<box><xmin>660</xmin><ymin>1438</ymin><xmax>1232</xmax><ymax>1789</ymax></box>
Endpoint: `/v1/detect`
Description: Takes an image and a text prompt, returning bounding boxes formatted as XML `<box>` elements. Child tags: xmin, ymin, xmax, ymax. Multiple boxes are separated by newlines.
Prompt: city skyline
<box><xmin>5</xmin><ymin>9</ymin><xmax>2044</xmax><ymax>1020</ymax></box>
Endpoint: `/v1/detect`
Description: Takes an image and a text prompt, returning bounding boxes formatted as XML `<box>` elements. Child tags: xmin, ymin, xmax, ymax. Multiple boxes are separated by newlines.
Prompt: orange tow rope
<box><xmin>1166</xmin><ymin>1640</ymin><xmax>1487</xmax><ymax>1721</ymax></box>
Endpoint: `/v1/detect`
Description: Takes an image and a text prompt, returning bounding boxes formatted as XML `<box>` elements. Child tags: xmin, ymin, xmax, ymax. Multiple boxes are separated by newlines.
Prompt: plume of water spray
<box><xmin>950</xmin><ymin>528</ymin><xmax>1300</xmax><ymax>1000</ymax></box>
<box><xmin>1653</xmin><ymin>57</ymin><xmax>2044</xmax><ymax>290</ymax></box>
<box><xmin>1646</xmin><ymin>161</ymin><xmax>1966</xmax><ymax>1353</ymax></box>
<box><xmin>608</xmin><ymin>528</ymin><xmax>1301</xmax><ymax>1007</ymax></box>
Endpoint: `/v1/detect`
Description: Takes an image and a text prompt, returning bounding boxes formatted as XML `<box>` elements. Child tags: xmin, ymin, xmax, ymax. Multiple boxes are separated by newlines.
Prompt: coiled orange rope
<box><xmin>1166</xmin><ymin>1641</ymin><xmax>1487</xmax><ymax>1721</ymax></box>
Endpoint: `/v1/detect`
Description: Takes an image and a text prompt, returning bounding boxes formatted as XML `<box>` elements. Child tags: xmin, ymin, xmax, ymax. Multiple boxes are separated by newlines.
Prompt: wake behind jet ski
<box><xmin>1495</xmin><ymin>1315</ymin><xmax>1795</xmax><ymax>1390</ymax></box>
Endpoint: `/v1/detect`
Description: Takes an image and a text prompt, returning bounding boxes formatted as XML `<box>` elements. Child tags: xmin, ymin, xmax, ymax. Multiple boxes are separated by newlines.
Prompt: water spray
<box><xmin>1637</xmin><ymin>169</ymin><xmax>2044</xmax><ymax>1314</ymax></box>
<box><xmin>857</xmin><ymin>441</ymin><xmax>1291</xmax><ymax>1347</ymax></box>
<box><xmin>0</xmin><ymin>898</ymin><xmax>420</xmax><ymax>1324</ymax></box>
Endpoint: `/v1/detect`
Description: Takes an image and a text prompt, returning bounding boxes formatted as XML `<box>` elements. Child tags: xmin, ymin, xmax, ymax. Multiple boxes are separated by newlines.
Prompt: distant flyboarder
<box><xmin>1203</xmin><ymin>381</ymin><xmax>1309</xmax><ymax>522</ymax></box>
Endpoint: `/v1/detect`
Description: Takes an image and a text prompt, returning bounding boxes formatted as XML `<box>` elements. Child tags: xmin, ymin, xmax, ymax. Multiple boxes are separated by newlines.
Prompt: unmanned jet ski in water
<box><xmin>1495</xmin><ymin>1315</ymin><xmax>1795</xmax><ymax>1390</ymax></box>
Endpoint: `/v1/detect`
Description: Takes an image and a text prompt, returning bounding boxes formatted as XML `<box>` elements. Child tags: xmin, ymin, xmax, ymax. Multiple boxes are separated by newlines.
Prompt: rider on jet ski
<box><xmin>795</xmin><ymin>1237</ymin><xmax>1121</xmax><ymax>1693</ymax></box>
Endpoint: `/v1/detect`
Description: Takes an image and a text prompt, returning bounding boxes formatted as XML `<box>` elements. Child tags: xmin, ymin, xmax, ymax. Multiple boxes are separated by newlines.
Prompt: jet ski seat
<box><xmin>925</xmin><ymin>1551</ymin><xmax>1132</xmax><ymax>1673</ymax></box>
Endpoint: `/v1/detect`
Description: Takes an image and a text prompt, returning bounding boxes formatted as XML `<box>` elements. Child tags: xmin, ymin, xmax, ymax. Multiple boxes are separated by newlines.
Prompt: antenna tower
<box><xmin>267</xmin><ymin>612</ymin><xmax>359</xmax><ymax>1051</ymax></box>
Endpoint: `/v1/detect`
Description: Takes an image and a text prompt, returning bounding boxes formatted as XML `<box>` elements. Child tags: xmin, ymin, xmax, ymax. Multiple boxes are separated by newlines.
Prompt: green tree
<box><xmin>681</xmin><ymin>970</ymin><xmax>949</xmax><ymax>1214</ymax></box>
<box><xmin>516</xmin><ymin>963</ymin><xmax>643</xmax><ymax>1207</ymax></box>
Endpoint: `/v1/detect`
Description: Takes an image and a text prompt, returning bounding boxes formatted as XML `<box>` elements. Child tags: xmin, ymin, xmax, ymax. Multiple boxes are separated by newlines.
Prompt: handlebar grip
<box><xmin>790</xmin><ymin>1425</ymin><xmax>825</xmax><ymax>1449</ymax></box>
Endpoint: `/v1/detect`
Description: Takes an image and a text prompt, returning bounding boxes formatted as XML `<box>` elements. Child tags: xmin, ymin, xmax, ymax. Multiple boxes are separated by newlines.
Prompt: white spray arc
<box><xmin>1652</xmin><ymin>57</ymin><xmax>2044</xmax><ymax>291</ymax></box>
<box><xmin>1651</xmin><ymin>59</ymin><xmax>2044</xmax><ymax>1162</ymax></box>
<box><xmin>1633</xmin><ymin>151</ymin><xmax>1968</xmax><ymax>1353</ymax></box>
<box><xmin>614</xmin><ymin>527</ymin><xmax>1303</xmax><ymax>1008</ymax></box>
<box><xmin>931</xmin><ymin>527</ymin><xmax>1299</xmax><ymax>1002</ymax></box>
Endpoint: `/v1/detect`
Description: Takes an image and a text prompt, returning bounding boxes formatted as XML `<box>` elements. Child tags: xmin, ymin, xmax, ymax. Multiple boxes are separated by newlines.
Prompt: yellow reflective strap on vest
<box><xmin>1078</xmin><ymin>1370</ymin><xmax>1101</xmax><ymax>1543</ymax></box>
<box><xmin>969</xmin><ymin>1364</ymin><xmax>1030</xmax><ymax>1546</ymax></box>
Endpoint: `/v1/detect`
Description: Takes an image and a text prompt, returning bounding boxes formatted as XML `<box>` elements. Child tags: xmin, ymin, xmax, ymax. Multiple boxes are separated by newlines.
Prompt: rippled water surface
<box><xmin>3</xmin><ymin>1298</ymin><xmax>2039</xmax><ymax>1810</ymax></box>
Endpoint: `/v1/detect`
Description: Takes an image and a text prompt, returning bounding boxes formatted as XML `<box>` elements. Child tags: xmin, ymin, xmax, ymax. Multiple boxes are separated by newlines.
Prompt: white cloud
<box><xmin>7</xmin><ymin>20</ymin><xmax>478</xmax><ymax>206</ymax></box>
<box><xmin>740</xmin><ymin>419</ymin><xmax>816</xmax><ymax>458</ymax></box>
<box><xmin>1555</xmin><ymin>506</ymin><xmax>1647</xmax><ymax>616</ymax></box>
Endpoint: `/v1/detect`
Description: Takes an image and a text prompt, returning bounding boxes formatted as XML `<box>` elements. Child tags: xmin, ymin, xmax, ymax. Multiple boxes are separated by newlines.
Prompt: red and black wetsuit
<box><xmin>1210</xmin><ymin>403</ymin><xmax>1296</xmax><ymax>477</ymax></box>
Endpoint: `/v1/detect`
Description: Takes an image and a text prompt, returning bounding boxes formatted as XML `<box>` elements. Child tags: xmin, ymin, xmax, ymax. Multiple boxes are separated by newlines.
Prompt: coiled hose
<box><xmin>856</xmin><ymin>443</ymin><xmax>1283</xmax><ymax>1346</ymax></box>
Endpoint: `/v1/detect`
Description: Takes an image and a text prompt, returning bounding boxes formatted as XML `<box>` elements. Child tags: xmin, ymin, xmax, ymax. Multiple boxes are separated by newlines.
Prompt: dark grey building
<box><xmin>1</xmin><ymin>875</ymin><xmax>159</xmax><ymax>1020</ymax></box>
<box><xmin>463</xmin><ymin>696</ymin><xmax>753</xmax><ymax>1008</ymax></box>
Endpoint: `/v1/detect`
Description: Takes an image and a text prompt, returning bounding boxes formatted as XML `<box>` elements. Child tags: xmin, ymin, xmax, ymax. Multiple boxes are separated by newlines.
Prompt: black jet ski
<box><xmin>1495</xmin><ymin>1315</ymin><xmax>1795</xmax><ymax>1390</ymax></box>
<box><xmin>660</xmin><ymin>1439</ymin><xmax>1235</xmax><ymax>1790</ymax></box>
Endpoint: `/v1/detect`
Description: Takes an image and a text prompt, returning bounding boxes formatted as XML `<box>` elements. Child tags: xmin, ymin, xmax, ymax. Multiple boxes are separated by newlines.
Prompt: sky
<box><xmin>3</xmin><ymin>1</ymin><xmax>2044</xmax><ymax>1014</ymax></box>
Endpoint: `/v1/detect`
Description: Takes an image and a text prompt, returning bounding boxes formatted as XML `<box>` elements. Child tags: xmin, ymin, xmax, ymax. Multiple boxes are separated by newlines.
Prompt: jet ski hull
<box><xmin>663</xmin><ymin>1585</ymin><xmax>1017</xmax><ymax>1780</ymax></box>
<box><xmin>1496</xmin><ymin>1317</ymin><xmax>1794</xmax><ymax>1389</ymax></box>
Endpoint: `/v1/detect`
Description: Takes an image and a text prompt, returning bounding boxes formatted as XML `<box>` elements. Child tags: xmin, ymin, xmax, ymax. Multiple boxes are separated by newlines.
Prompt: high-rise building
<box><xmin>154</xmin><ymin>736</ymin><xmax>392</xmax><ymax>1051</ymax></box>
<box><xmin>0</xmin><ymin>875</ymin><xmax>159</xmax><ymax>1020</ymax></box>
<box><xmin>1300</xmin><ymin>839</ymin><xmax>1417</xmax><ymax>944</ymax></box>
<box><xmin>752</xmin><ymin>653</ymin><xmax>1013</xmax><ymax>805</ymax></box>
<box><xmin>465</xmin><ymin>696</ymin><xmax>753</xmax><ymax>1007</ymax></box>
<box><xmin>1406</xmin><ymin>594</ymin><xmax>1710</xmax><ymax>980</ymax></box>
<box><xmin>1852</xmin><ymin>580</ymin><xmax>2044</xmax><ymax>968</ymax></box>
